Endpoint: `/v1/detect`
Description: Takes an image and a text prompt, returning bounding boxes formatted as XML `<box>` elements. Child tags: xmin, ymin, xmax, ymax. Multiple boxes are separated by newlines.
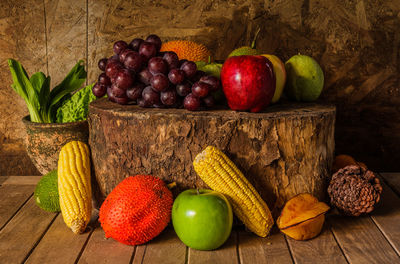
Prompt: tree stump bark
<box><xmin>88</xmin><ymin>98</ymin><xmax>335</xmax><ymax>212</ymax></box>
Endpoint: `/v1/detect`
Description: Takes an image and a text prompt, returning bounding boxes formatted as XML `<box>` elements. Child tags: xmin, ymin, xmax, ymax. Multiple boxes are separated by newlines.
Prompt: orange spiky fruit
<box><xmin>99</xmin><ymin>175</ymin><xmax>173</xmax><ymax>245</ymax></box>
<box><xmin>160</xmin><ymin>40</ymin><xmax>211</xmax><ymax>62</ymax></box>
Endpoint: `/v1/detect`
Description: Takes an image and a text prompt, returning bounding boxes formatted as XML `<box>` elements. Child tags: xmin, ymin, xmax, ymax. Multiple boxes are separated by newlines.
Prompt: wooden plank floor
<box><xmin>1</xmin><ymin>173</ymin><xmax>400</xmax><ymax>263</ymax></box>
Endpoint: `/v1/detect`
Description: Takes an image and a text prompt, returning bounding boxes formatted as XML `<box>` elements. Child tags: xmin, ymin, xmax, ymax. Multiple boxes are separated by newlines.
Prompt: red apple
<box><xmin>221</xmin><ymin>55</ymin><xmax>275</xmax><ymax>112</ymax></box>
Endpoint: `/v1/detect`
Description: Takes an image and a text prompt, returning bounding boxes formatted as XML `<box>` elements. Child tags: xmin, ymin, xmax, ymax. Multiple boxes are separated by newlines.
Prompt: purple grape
<box><xmin>200</xmin><ymin>75</ymin><xmax>220</xmax><ymax>92</ymax></box>
<box><xmin>139</xmin><ymin>42</ymin><xmax>157</xmax><ymax>60</ymax></box>
<box><xmin>180</xmin><ymin>61</ymin><xmax>197</xmax><ymax>78</ymax></box>
<box><xmin>98</xmin><ymin>58</ymin><xmax>108</xmax><ymax>71</ymax></box>
<box><xmin>179</xmin><ymin>59</ymin><xmax>188</xmax><ymax>66</ymax></box>
<box><xmin>184</xmin><ymin>93</ymin><xmax>201</xmax><ymax>111</ymax></box>
<box><xmin>153</xmin><ymin>103</ymin><xmax>166</xmax><ymax>108</ymax></box>
<box><xmin>142</xmin><ymin>86</ymin><xmax>161</xmax><ymax>105</ymax></box>
<box><xmin>107</xmin><ymin>86</ymin><xmax>116</xmax><ymax>102</ymax></box>
<box><xmin>105</xmin><ymin>60</ymin><xmax>124</xmax><ymax>79</ymax></box>
<box><xmin>111</xmin><ymin>83</ymin><xmax>127</xmax><ymax>98</ymax></box>
<box><xmin>146</xmin><ymin>34</ymin><xmax>162</xmax><ymax>51</ymax></box>
<box><xmin>124</xmin><ymin>51</ymin><xmax>143</xmax><ymax>72</ymax></box>
<box><xmin>129</xmin><ymin>38</ymin><xmax>144</xmax><ymax>51</ymax></box>
<box><xmin>168</xmin><ymin>69</ymin><xmax>185</xmax><ymax>85</ymax></box>
<box><xmin>140</xmin><ymin>54</ymin><xmax>150</xmax><ymax>65</ymax></box>
<box><xmin>138</xmin><ymin>68</ymin><xmax>153</xmax><ymax>85</ymax></box>
<box><xmin>114</xmin><ymin>96</ymin><xmax>130</xmax><ymax>105</ymax></box>
<box><xmin>113</xmin><ymin>40</ymin><xmax>128</xmax><ymax>55</ymax></box>
<box><xmin>150</xmin><ymin>73</ymin><xmax>169</xmax><ymax>92</ymax></box>
<box><xmin>109</xmin><ymin>54</ymin><xmax>120</xmax><ymax>62</ymax></box>
<box><xmin>202</xmin><ymin>95</ymin><xmax>215</xmax><ymax>107</ymax></box>
<box><xmin>148</xmin><ymin>57</ymin><xmax>168</xmax><ymax>74</ymax></box>
<box><xmin>163</xmin><ymin>51</ymin><xmax>179</xmax><ymax>70</ymax></box>
<box><xmin>92</xmin><ymin>82</ymin><xmax>107</xmax><ymax>97</ymax></box>
<box><xmin>115</xmin><ymin>69</ymin><xmax>134</xmax><ymax>89</ymax></box>
<box><xmin>191</xmin><ymin>82</ymin><xmax>210</xmax><ymax>98</ymax></box>
<box><xmin>126</xmin><ymin>83</ymin><xmax>145</xmax><ymax>100</ymax></box>
<box><xmin>176</xmin><ymin>81</ymin><xmax>192</xmax><ymax>97</ymax></box>
<box><xmin>138</xmin><ymin>97</ymin><xmax>151</xmax><ymax>108</ymax></box>
<box><xmin>98</xmin><ymin>72</ymin><xmax>111</xmax><ymax>86</ymax></box>
<box><xmin>191</xmin><ymin>70</ymin><xmax>206</xmax><ymax>82</ymax></box>
<box><xmin>119</xmin><ymin>49</ymin><xmax>134</xmax><ymax>63</ymax></box>
<box><xmin>160</xmin><ymin>89</ymin><xmax>178</xmax><ymax>106</ymax></box>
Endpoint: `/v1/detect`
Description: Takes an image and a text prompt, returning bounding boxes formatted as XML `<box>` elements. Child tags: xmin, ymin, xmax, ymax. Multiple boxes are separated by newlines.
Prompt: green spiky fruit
<box><xmin>34</xmin><ymin>170</ymin><xmax>60</xmax><ymax>212</ymax></box>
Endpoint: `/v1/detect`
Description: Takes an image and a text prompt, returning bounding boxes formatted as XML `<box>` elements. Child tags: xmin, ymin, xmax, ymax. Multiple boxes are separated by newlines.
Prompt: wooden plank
<box><xmin>0</xmin><ymin>176</ymin><xmax>8</xmax><ymax>185</ymax></box>
<box><xmin>0</xmin><ymin>184</ymin><xmax>35</xmax><ymax>230</ymax></box>
<box><xmin>45</xmin><ymin>0</ymin><xmax>87</xmax><ymax>86</ymax></box>
<box><xmin>132</xmin><ymin>245</ymin><xmax>146</xmax><ymax>264</ymax></box>
<box><xmin>286</xmin><ymin>222</ymin><xmax>347</xmax><ymax>264</ymax></box>
<box><xmin>368</xmin><ymin>173</ymin><xmax>400</xmax><ymax>255</ymax></box>
<box><xmin>381</xmin><ymin>173</ymin><xmax>400</xmax><ymax>194</ymax></box>
<box><xmin>132</xmin><ymin>228</ymin><xmax>186</xmax><ymax>264</ymax></box>
<box><xmin>78</xmin><ymin>224</ymin><xmax>134</xmax><ymax>264</ymax></box>
<box><xmin>25</xmin><ymin>214</ymin><xmax>91</xmax><ymax>264</ymax></box>
<box><xmin>0</xmin><ymin>197</ymin><xmax>57</xmax><ymax>263</ymax></box>
<box><xmin>2</xmin><ymin>176</ymin><xmax>41</xmax><ymax>185</ymax></box>
<box><xmin>238</xmin><ymin>228</ymin><xmax>293</xmax><ymax>264</ymax></box>
<box><xmin>188</xmin><ymin>230</ymin><xmax>238</xmax><ymax>264</ymax></box>
<box><xmin>329</xmin><ymin>214</ymin><xmax>399</xmax><ymax>263</ymax></box>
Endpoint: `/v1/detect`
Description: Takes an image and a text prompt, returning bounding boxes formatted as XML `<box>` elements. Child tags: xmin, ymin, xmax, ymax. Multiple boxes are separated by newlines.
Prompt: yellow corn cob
<box><xmin>58</xmin><ymin>141</ymin><xmax>92</xmax><ymax>234</ymax></box>
<box><xmin>193</xmin><ymin>146</ymin><xmax>274</xmax><ymax>237</ymax></box>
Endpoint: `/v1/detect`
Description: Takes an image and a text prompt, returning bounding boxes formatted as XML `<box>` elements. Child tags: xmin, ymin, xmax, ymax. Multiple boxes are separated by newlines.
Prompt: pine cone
<box><xmin>327</xmin><ymin>165</ymin><xmax>383</xmax><ymax>216</ymax></box>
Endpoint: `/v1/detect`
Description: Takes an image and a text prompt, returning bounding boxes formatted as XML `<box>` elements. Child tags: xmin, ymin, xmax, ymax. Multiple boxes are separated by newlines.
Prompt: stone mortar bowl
<box><xmin>22</xmin><ymin>116</ymin><xmax>89</xmax><ymax>175</ymax></box>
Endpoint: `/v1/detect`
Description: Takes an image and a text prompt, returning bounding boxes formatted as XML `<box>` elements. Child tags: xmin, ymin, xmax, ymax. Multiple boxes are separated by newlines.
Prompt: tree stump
<box><xmin>88</xmin><ymin>98</ymin><xmax>335</xmax><ymax>212</ymax></box>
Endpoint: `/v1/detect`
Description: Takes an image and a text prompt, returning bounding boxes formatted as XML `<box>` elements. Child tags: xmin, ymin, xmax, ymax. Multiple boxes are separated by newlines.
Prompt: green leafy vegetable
<box><xmin>8</xmin><ymin>59</ymin><xmax>87</xmax><ymax>123</ymax></box>
<box><xmin>56</xmin><ymin>83</ymin><xmax>96</xmax><ymax>123</ymax></box>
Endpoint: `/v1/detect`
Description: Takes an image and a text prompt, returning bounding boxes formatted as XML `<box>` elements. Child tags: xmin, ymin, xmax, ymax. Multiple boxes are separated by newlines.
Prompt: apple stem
<box><xmin>250</xmin><ymin>28</ymin><xmax>261</xmax><ymax>49</ymax></box>
<box><xmin>167</xmin><ymin>182</ymin><xmax>177</xmax><ymax>189</ymax></box>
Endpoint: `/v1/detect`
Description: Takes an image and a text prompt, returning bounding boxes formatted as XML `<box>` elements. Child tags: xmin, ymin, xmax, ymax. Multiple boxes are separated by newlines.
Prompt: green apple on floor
<box><xmin>172</xmin><ymin>189</ymin><xmax>233</xmax><ymax>251</ymax></box>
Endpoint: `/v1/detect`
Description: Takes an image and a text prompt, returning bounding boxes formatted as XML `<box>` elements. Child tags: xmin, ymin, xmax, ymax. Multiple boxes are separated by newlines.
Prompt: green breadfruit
<box><xmin>34</xmin><ymin>170</ymin><xmax>60</xmax><ymax>212</ymax></box>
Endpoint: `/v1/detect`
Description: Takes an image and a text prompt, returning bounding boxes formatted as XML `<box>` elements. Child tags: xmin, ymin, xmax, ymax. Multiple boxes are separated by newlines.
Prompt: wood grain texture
<box><xmin>26</xmin><ymin>214</ymin><xmax>91</xmax><ymax>264</ymax></box>
<box><xmin>329</xmin><ymin>215</ymin><xmax>399</xmax><ymax>263</ymax></box>
<box><xmin>0</xmin><ymin>197</ymin><xmax>57</xmax><ymax>263</ymax></box>
<box><xmin>0</xmin><ymin>0</ymin><xmax>46</xmax><ymax>176</ymax></box>
<box><xmin>78</xmin><ymin>224</ymin><xmax>134</xmax><ymax>264</ymax></box>
<box><xmin>1</xmin><ymin>0</ymin><xmax>400</xmax><ymax>175</ymax></box>
<box><xmin>369</xmin><ymin>174</ymin><xmax>400</xmax><ymax>255</ymax></box>
<box><xmin>45</xmin><ymin>0</ymin><xmax>87</xmax><ymax>86</ymax></box>
<box><xmin>238</xmin><ymin>228</ymin><xmax>293</xmax><ymax>264</ymax></box>
<box><xmin>0</xmin><ymin>176</ymin><xmax>8</xmax><ymax>185</ymax></box>
<box><xmin>380</xmin><ymin>173</ymin><xmax>400</xmax><ymax>194</ymax></box>
<box><xmin>287</xmin><ymin>223</ymin><xmax>347</xmax><ymax>264</ymax></box>
<box><xmin>89</xmin><ymin>99</ymin><xmax>335</xmax><ymax>210</ymax></box>
<box><xmin>2</xmin><ymin>176</ymin><xmax>41</xmax><ymax>185</ymax></box>
<box><xmin>188</xmin><ymin>231</ymin><xmax>238</xmax><ymax>264</ymax></box>
<box><xmin>132</xmin><ymin>228</ymin><xmax>186</xmax><ymax>264</ymax></box>
<box><xmin>0</xmin><ymin>184</ymin><xmax>34</xmax><ymax>230</ymax></box>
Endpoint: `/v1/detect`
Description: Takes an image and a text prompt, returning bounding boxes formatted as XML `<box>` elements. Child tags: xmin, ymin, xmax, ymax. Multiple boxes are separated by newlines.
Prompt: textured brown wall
<box><xmin>0</xmin><ymin>0</ymin><xmax>399</xmax><ymax>175</ymax></box>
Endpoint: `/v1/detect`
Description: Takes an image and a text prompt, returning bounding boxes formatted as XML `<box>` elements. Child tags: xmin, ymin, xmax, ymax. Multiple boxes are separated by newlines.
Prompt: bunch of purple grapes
<box><xmin>92</xmin><ymin>34</ymin><xmax>221</xmax><ymax>111</ymax></box>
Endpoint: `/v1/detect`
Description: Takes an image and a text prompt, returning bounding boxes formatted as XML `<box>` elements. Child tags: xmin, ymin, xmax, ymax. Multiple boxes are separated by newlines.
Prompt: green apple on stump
<box><xmin>172</xmin><ymin>189</ymin><xmax>233</xmax><ymax>251</ymax></box>
<box><xmin>262</xmin><ymin>54</ymin><xmax>287</xmax><ymax>103</ymax></box>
